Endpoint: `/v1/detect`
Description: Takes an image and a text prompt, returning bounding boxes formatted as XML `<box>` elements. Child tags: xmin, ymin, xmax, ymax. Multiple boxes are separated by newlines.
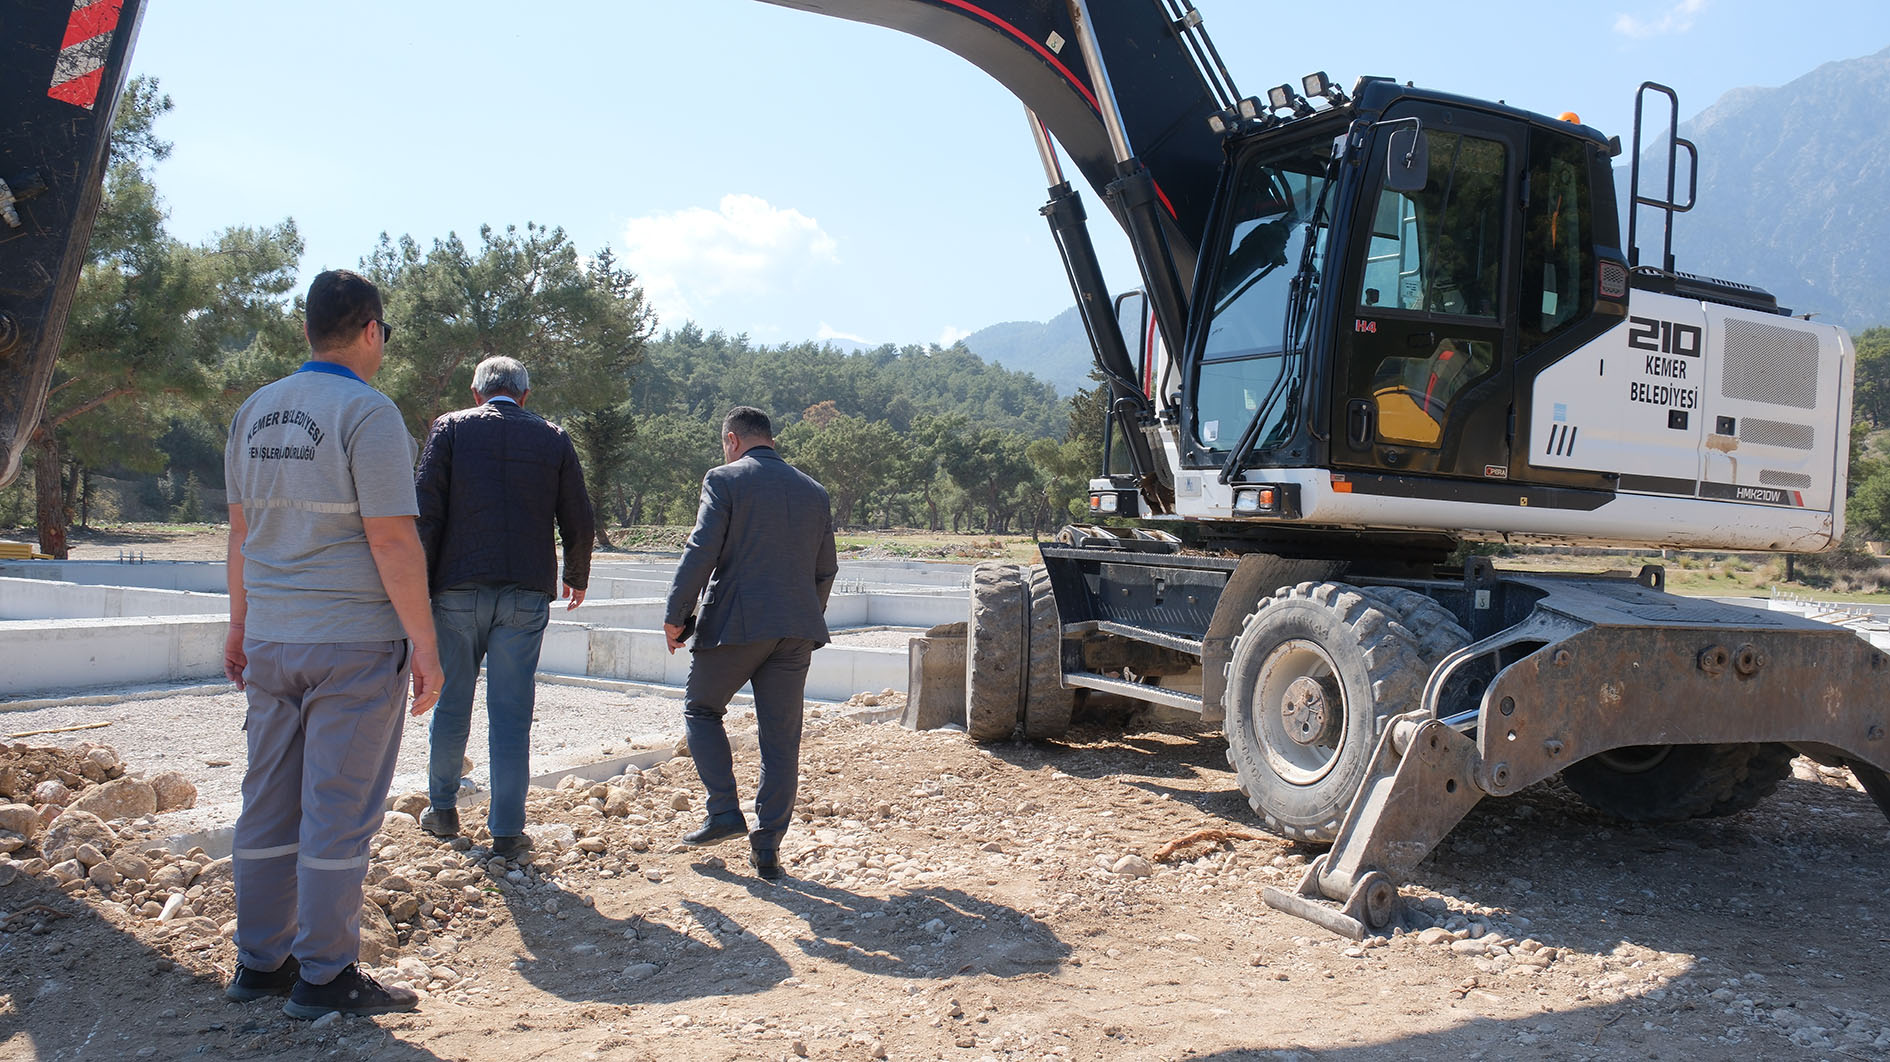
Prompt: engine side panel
<box><xmin>1526</xmin><ymin>290</ymin><xmax>1848</xmax><ymax>527</ymax></box>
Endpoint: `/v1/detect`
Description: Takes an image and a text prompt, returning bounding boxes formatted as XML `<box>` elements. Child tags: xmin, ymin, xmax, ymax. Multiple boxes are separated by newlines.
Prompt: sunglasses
<box><xmin>370</xmin><ymin>319</ymin><xmax>393</xmax><ymax>343</ymax></box>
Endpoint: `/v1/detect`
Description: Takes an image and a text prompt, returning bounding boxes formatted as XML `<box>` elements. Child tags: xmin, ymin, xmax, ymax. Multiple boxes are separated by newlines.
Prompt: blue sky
<box><xmin>128</xmin><ymin>1</ymin><xmax>1890</xmax><ymax>349</ymax></box>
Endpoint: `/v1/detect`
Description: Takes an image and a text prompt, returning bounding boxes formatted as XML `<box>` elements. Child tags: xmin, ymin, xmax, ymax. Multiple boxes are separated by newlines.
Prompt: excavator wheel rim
<box><xmin>1255</xmin><ymin>638</ymin><xmax>1347</xmax><ymax>784</ymax></box>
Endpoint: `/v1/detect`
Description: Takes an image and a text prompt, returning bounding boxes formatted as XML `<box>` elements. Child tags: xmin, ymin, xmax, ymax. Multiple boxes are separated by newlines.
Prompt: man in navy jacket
<box><xmin>664</xmin><ymin>406</ymin><xmax>837</xmax><ymax>879</ymax></box>
<box><xmin>414</xmin><ymin>356</ymin><xmax>593</xmax><ymax>858</ymax></box>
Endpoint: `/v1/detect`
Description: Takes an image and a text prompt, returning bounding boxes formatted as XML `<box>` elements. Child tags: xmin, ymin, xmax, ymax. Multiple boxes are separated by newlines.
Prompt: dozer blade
<box><xmin>1267</xmin><ymin>583</ymin><xmax>1890</xmax><ymax>938</ymax></box>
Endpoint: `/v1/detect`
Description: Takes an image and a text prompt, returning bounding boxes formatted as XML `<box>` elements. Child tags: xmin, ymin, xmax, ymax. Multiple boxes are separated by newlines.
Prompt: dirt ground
<box><xmin>8</xmin><ymin>525</ymin><xmax>227</xmax><ymax>562</ymax></box>
<box><xmin>3</xmin><ymin>710</ymin><xmax>1888</xmax><ymax>1062</ymax></box>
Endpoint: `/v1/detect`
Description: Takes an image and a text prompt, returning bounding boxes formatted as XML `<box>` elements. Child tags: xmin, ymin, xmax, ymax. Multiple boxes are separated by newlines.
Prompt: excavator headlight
<box><xmin>1233</xmin><ymin>487</ymin><xmax>1277</xmax><ymax>514</ymax></box>
<box><xmin>1089</xmin><ymin>493</ymin><xmax>1118</xmax><ymax>514</ymax></box>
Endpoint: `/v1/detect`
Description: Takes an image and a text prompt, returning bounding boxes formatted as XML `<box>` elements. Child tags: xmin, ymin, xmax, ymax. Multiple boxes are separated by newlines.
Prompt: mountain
<box><xmin>959</xmin><ymin>305</ymin><xmax>1099</xmax><ymax>396</ymax></box>
<box><xmin>1626</xmin><ymin>44</ymin><xmax>1890</xmax><ymax>329</ymax></box>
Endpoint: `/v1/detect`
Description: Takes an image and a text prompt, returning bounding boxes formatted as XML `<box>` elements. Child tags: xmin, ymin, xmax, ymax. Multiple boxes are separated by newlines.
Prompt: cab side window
<box><xmin>1520</xmin><ymin>130</ymin><xmax>1596</xmax><ymax>350</ymax></box>
<box><xmin>1356</xmin><ymin>131</ymin><xmax>1506</xmax><ymax>319</ymax></box>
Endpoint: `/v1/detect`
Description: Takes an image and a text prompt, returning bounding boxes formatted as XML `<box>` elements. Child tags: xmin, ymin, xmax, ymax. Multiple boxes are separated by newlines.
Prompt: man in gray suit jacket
<box><xmin>664</xmin><ymin>406</ymin><xmax>838</xmax><ymax>879</ymax></box>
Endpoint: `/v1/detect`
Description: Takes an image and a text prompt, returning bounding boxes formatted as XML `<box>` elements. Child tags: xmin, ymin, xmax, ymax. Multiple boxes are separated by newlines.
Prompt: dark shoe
<box><xmin>489</xmin><ymin>834</ymin><xmax>533</xmax><ymax>859</ymax></box>
<box><xmin>683</xmin><ymin>810</ymin><xmax>749</xmax><ymax>847</ymax></box>
<box><xmin>419</xmin><ymin>807</ymin><xmax>460</xmax><ymax>839</ymax></box>
<box><xmin>226</xmin><ymin>956</ymin><xmax>300</xmax><ymax>1001</ymax></box>
<box><xmin>282</xmin><ymin>963</ymin><xmax>418</xmax><ymax>1019</ymax></box>
<box><xmin>750</xmin><ymin>849</ymin><xmax>784</xmax><ymax>881</ymax></box>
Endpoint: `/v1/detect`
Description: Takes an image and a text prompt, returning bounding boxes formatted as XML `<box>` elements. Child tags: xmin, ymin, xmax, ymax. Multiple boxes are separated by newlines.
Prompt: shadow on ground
<box><xmin>0</xmin><ymin>873</ymin><xmax>447</xmax><ymax>1061</ymax></box>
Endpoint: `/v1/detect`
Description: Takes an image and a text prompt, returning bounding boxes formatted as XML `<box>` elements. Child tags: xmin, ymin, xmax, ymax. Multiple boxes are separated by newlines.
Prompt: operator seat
<box><xmin>1371</xmin><ymin>341</ymin><xmax>1473</xmax><ymax>448</ymax></box>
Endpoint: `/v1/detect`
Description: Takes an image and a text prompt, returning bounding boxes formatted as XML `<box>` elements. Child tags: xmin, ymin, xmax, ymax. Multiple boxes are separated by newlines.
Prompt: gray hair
<box><xmin>472</xmin><ymin>356</ymin><xmax>530</xmax><ymax>398</ymax></box>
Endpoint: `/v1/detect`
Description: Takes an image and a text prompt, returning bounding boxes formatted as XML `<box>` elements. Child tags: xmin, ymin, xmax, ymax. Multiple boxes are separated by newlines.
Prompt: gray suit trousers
<box><xmin>682</xmin><ymin>637</ymin><xmax>815</xmax><ymax>853</ymax></box>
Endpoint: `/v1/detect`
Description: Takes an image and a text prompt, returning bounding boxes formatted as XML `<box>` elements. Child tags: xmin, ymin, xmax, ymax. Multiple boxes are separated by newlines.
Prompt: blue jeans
<box><xmin>427</xmin><ymin>583</ymin><xmax>550</xmax><ymax>837</ymax></box>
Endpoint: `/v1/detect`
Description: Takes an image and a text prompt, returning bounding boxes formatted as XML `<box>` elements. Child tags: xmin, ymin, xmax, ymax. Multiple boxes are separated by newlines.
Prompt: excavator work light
<box><xmin>1301</xmin><ymin>71</ymin><xmax>1331</xmax><ymax>99</ymax></box>
<box><xmin>1236</xmin><ymin>96</ymin><xmax>1261</xmax><ymax>121</ymax></box>
<box><xmin>1267</xmin><ymin>84</ymin><xmax>1294</xmax><ymax>113</ymax></box>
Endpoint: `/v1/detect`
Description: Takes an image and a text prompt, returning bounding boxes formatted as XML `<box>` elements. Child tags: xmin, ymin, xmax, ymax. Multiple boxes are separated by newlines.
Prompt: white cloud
<box><xmin>1614</xmin><ymin>0</ymin><xmax>1707</xmax><ymax>38</ymax></box>
<box><xmin>817</xmin><ymin>321</ymin><xmax>871</xmax><ymax>345</ymax></box>
<box><xmin>937</xmin><ymin>325</ymin><xmax>971</xmax><ymax>347</ymax></box>
<box><xmin>621</xmin><ymin>194</ymin><xmax>839</xmax><ymax>328</ymax></box>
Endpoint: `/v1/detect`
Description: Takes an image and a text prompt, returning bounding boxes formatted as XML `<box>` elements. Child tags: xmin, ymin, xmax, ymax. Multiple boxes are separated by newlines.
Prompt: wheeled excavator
<box><xmin>4</xmin><ymin>0</ymin><xmax>1887</xmax><ymax>938</ymax></box>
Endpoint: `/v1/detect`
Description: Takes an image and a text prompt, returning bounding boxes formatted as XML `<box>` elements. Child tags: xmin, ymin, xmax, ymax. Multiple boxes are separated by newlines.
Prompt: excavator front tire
<box><xmin>1222</xmin><ymin>582</ymin><xmax>1425</xmax><ymax>843</ymax></box>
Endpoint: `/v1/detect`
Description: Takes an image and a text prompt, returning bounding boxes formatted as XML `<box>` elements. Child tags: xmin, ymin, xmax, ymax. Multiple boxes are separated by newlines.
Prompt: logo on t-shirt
<box><xmin>245</xmin><ymin>408</ymin><xmax>326</xmax><ymax>461</ymax></box>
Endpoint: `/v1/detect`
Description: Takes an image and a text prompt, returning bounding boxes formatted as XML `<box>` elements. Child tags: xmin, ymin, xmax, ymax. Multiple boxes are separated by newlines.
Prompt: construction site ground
<box><xmin>3</xmin><ymin>707</ymin><xmax>1888</xmax><ymax>1061</ymax></box>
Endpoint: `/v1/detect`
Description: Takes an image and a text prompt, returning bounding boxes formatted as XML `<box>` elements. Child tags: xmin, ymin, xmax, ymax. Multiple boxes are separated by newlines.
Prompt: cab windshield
<box><xmin>1193</xmin><ymin>134</ymin><xmax>1335</xmax><ymax>454</ymax></box>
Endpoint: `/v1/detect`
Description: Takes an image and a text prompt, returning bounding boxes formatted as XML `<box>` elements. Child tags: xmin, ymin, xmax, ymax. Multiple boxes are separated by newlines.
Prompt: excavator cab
<box><xmin>1186</xmin><ymin>86</ymin><xmax>1624</xmax><ymax>490</ymax></box>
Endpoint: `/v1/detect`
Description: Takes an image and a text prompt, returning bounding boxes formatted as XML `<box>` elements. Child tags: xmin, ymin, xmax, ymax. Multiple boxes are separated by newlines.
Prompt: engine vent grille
<box><xmin>1721</xmin><ymin>320</ymin><xmax>1818</xmax><ymax>409</ymax></box>
<box><xmin>1739</xmin><ymin>418</ymin><xmax>1815</xmax><ymax>450</ymax></box>
<box><xmin>1759</xmin><ymin>469</ymin><xmax>1812</xmax><ymax>489</ymax></box>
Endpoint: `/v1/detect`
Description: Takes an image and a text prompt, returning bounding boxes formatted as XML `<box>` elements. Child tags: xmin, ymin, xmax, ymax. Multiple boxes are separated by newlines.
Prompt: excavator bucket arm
<box><xmin>756</xmin><ymin>0</ymin><xmax>1229</xmax><ymax>294</ymax></box>
<box><xmin>0</xmin><ymin>0</ymin><xmax>147</xmax><ymax>487</ymax></box>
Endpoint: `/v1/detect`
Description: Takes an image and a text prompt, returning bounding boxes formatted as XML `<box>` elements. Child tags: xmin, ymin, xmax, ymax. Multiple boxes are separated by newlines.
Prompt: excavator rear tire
<box><xmin>1020</xmin><ymin>565</ymin><xmax>1076</xmax><ymax>740</ymax></box>
<box><xmin>965</xmin><ymin>562</ymin><xmax>1027</xmax><ymax>742</ymax></box>
<box><xmin>1560</xmin><ymin>742</ymin><xmax>1796</xmax><ymax>823</ymax></box>
<box><xmin>1358</xmin><ymin>585</ymin><xmax>1472</xmax><ymax>670</ymax></box>
<box><xmin>1223</xmin><ymin>581</ymin><xmax>1425</xmax><ymax>843</ymax></box>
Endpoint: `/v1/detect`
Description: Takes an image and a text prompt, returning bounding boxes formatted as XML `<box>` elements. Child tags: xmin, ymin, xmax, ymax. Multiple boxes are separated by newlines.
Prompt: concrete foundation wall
<box><xmin>2</xmin><ymin>555</ymin><xmax>971</xmax><ymax>597</ymax></box>
<box><xmin>464</xmin><ymin>590</ymin><xmax>961</xmax><ymax>632</ymax></box>
<box><xmin>564</xmin><ymin>626</ymin><xmax>903</xmax><ymax>703</ymax></box>
<box><xmin>0</xmin><ymin>576</ymin><xmax>228</xmax><ymax>620</ymax></box>
<box><xmin>0</xmin><ymin>556</ymin><xmax>961</xmax><ymax>701</ymax></box>
<box><xmin>0</xmin><ymin>616</ymin><xmax>909</xmax><ymax>704</ymax></box>
<box><xmin>0</xmin><ymin>560</ymin><xmax>227</xmax><ymax>593</ymax></box>
<box><xmin>0</xmin><ymin>616</ymin><xmax>226</xmax><ymax>696</ymax></box>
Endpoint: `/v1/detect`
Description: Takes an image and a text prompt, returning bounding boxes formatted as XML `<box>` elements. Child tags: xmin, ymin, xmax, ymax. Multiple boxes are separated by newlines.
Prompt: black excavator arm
<box><xmin>0</xmin><ymin>0</ymin><xmax>146</xmax><ymax>488</ymax></box>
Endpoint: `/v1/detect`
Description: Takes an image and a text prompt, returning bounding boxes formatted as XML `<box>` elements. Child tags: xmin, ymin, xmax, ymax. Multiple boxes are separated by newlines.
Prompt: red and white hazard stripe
<box><xmin>46</xmin><ymin>0</ymin><xmax>124</xmax><ymax>110</ymax></box>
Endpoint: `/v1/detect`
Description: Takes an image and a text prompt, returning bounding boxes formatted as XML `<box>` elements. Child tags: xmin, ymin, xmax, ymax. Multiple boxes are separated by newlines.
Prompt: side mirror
<box><xmin>1385</xmin><ymin>125</ymin><xmax>1428</xmax><ymax>193</ymax></box>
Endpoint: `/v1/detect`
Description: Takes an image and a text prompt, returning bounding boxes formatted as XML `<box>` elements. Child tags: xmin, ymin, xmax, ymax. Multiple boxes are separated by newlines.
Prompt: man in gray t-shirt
<box><xmin>220</xmin><ymin>269</ymin><xmax>444</xmax><ymax>1020</ymax></box>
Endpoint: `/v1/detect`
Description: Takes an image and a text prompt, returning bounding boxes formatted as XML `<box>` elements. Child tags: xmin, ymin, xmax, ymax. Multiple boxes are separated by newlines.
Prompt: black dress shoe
<box><xmin>750</xmin><ymin>849</ymin><xmax>784</xmax><ymax>881</ymax></box>
<box><xmin>683</xmin><ymin>811</ymin><xmax>749</xmax><ymax>846</ymax></box>
<box><xmin>419</xmin><ymin>807</ymin><xmax>460</xmax><ymax>838</ymax></box>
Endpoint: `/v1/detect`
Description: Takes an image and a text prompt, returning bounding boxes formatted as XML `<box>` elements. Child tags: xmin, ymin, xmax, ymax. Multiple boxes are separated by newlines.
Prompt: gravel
<box><xmin>0</xmin><ymin>679</ymin><xmax>712</xmax><ymax>839</ymax></box>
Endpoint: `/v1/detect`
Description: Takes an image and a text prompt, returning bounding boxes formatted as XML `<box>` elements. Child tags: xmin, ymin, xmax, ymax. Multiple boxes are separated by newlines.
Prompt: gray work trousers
<box><xmin>232</xmin><ymin>639</ymin><xmax>408</xmax><ymax>985</ymax></box>
<box><xmin>683</xmin><ymin>637</ymin><xmax>815</xmax><ymax>853</ymax></box>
